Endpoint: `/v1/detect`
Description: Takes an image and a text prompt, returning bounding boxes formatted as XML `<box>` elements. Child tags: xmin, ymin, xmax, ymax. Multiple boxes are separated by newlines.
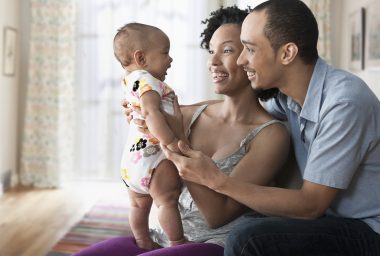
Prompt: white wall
<box><xmin>0</xmin><ymin>0</ymin><xmax>21</xmax><ymax>191</ymax></box>
<box><xmin>337</xmin><ymin>0</ymin><xmax>380</xmax><ymax>98</ymax></box>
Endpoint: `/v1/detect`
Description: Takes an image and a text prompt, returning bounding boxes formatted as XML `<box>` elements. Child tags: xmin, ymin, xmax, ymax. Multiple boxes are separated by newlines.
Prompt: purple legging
<box><xmin>72</xmin><ymin>236</ymin><xmax>224</xmax><ymax>256</ymax></box>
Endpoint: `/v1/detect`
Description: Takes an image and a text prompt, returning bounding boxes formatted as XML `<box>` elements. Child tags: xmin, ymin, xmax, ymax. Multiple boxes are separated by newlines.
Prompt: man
<box><xmin>162</xmin><ymin>0</ymin><xmax>380</xmax><ymax>255</ymax></box>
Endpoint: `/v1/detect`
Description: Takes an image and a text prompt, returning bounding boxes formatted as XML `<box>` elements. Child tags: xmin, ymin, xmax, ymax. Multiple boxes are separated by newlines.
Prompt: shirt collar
<box><xmin>287</xmin><ymin>58</ymin><xmax>328</xmax><ymax>122</ymax></box>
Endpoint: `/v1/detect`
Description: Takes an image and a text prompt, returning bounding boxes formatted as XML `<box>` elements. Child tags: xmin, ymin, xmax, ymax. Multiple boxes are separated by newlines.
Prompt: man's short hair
<box><xmin>253</xmin><ymin>0</ymin><xmax>319</xmax><ymax>64</ymax></box>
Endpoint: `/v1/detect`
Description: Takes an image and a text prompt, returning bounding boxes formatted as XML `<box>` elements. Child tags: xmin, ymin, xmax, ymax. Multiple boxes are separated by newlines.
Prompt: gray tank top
<box><xmin>151</xmin><ymin>104</ymin><xmax>284</xmax><ymax>247</ymax></box>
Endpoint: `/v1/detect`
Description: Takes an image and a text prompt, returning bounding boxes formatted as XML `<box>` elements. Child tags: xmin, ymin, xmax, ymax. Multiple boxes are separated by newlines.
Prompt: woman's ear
<box><xmin>133</xmin><ymin>50</ymin><xmax>146</xmax><ymax>67</ymax></box>
<box><xmin>280</xmin><ymin>43</ymin><xmax>298</xmax><ymax>65</ymax></box>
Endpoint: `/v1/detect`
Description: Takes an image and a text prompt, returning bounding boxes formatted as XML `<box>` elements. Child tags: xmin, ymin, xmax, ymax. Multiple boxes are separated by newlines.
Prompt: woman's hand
<box><xmin>121</xmin><ymin>99</ymin><xmax>148</xmax><ymax>133</ymax></box>
<box><xmin>161</xmin><ymin>140</ymin><xmax>226</xmax><ymax>189</ymax></box>
<box><xmin>122</xmin><ymin>99</ymin><xmax>133</xmax><ymax>124</ymax></box>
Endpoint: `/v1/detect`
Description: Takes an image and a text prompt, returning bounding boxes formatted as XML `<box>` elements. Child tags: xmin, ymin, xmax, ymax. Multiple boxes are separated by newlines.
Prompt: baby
<box><xmin>113</xmin><ymin>22</ymin><xmax>186</xmax><ymax>249</ymax></box>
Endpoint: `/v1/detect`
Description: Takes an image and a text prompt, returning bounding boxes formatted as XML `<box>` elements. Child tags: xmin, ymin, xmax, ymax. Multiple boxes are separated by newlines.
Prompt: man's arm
<box><xmin>211</xmin><ymin>175</ymin><xmax>339</xmax><ymax>219</ymax></box>
<box><xmin>162</xmin><ymin>141</ymin><xmax>339</xmax><ymax>219</ymax></box>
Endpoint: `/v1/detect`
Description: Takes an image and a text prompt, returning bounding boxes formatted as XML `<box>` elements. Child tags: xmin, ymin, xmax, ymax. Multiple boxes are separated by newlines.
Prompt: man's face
<box><xmin>237</xmin><ymin>10</ymin><xmax>283</xmax><ymax>91</ymax></box>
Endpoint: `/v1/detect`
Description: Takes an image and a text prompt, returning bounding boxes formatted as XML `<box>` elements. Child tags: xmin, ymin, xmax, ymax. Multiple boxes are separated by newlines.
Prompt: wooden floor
<box><xmin>0</xmin><ymin>181</ymin><xmax>128</xmax><ymax>256</ymax></box>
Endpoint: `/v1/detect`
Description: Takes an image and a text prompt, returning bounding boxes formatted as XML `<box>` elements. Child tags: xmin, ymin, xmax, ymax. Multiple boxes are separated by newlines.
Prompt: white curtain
<box><xmin>74</xmin><ymin>0</ymin><xmax>221</xmax><ymax>181</ymax></box>
<box><xmin>20</xmin><ymin>0</ymin><xmax>76</xmax><ymax>188</ymax></box>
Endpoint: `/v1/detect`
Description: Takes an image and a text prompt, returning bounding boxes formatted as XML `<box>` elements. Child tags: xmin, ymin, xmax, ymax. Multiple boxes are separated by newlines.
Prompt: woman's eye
<box><xmin>223</xmin><ymin>48</ymin><xmax>232</xmax><ymax>53</ymax></box>
<box><xmin>208</xmin><ymin>50</ymin><xmax>214</xmax><ymax>54</ymax></box>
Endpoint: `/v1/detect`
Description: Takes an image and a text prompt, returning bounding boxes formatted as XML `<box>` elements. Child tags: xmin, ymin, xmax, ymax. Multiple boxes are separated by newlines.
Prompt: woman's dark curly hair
<box><xmin>200</xmin><ymin>5</ymin><xmax>278</xmax><ymax>101</ymax></box>
<box><xmin>200</xmin><ymin>6</ymin><xmax>249</xmax><ymax>50</ymax></box>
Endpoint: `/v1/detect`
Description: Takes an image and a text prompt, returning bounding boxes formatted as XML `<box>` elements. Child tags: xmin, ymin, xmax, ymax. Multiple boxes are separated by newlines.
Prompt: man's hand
<box><xmin>161</xmin><ymin>140</ymin><xmax>225</xmax><ymax>188</ymax></box>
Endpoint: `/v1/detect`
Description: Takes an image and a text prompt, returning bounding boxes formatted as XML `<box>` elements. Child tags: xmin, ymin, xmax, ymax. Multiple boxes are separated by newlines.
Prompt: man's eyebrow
<box><xmin>241</xmin><ymin>40</ymin><xmax>255</xmax><ymax>46</ymax></box>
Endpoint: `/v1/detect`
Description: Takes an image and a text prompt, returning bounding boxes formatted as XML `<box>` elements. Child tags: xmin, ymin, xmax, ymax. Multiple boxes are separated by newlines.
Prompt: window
<box><xmin>73</xmin><ymin>0</ymin><xmax>219</xmax><ymax>181</ymax></box>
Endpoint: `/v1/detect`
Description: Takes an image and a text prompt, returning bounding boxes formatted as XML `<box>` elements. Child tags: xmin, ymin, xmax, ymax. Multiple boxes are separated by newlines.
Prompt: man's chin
<box><xmin>254</xmin><ymin>88</ymin><xmax>279</xmax><ymax>101</ymax></box>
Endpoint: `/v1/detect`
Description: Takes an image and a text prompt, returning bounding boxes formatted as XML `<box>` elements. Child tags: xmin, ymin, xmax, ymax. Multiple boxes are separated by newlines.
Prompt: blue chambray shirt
<box><xmin>266</xmin><ymin>58</ymin><xmax>380</xmax><ymax>234</ymax></box>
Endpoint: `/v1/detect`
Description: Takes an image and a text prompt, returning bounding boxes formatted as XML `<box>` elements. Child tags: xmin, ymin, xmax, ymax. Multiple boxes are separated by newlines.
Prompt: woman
<box><xmin>74</xmin><ymin>6</ymin><xmax>289</xmax><ymax>256</ymax></box>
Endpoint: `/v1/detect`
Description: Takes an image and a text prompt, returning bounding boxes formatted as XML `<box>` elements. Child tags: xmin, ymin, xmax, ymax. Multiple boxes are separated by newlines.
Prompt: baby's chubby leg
<box><xmin>149</xmin><ymin>159</ymin><xmax>186</xmax><ymax>246</ymax></box>
<box><xmin>128</xmin><ymin>189</ymin><xmax>159</xmax><ymax>250</ymax></box>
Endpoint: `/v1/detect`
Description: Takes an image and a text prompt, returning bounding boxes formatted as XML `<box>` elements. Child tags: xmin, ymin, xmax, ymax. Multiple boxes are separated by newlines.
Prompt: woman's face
<box><xmin>207</xmin><ymin>24</ymin><xmax>250</xmax><ymax>95</ymax></box>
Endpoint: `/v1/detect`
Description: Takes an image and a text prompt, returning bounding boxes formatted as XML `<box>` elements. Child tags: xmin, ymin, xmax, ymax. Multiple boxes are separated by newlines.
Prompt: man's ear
<box><xmin>280</xmin><ymin>43</ymin><xmax>298</xmax><ymax>65</ymax></box>
<box><xmin>133</xmin><ymin>50</ymin><xmax>146</xmax><ymax>66</ymax></box>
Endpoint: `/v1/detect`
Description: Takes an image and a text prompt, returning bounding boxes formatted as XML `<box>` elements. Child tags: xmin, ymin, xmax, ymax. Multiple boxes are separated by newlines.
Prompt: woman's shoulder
<box><xmin>247</xmin><ymin>118</ymin><xmax>289</xmax><ymax>153</ymax></box>
<box><xmin>256</xmin><ymin>118</ymin><xmax>288</xmax><ymax>138</ymax></box>
<box><xmin>181</xmin><ymin>101</ymin><xmax>221</xmax><ymax>118</ymax></box>
<box><xmin>181</xmin><ymin>104</ymin><xmax>210</xmax><ymax>132</ymax></box>
<box><xmin>181</xmin><ymin>105</ymin><xmax>202</xmax><ymax>121</ymax></box>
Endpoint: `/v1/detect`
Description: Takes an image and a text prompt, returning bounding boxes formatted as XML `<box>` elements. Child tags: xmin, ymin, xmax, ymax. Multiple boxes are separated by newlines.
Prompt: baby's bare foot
<box><xmin>136</xmin><ymin>238</ymin><xmax>162</xmax><ymax>250</ymax></box>
<box><xmin>169</xmin><ymin>237</ymin><xmax>190</xmax><ymax>246</ymax></box>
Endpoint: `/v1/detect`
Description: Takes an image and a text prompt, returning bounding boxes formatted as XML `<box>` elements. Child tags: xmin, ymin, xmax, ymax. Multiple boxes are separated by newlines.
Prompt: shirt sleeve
<box><xmin>303</xmin><ymin>101</ymin><xmax>372</xmax><ymax>189</ymax></box>
<box><xmin>133</xmin><ymin>71</ymin><xmax>165</xmax><ymax>98</ymax></box>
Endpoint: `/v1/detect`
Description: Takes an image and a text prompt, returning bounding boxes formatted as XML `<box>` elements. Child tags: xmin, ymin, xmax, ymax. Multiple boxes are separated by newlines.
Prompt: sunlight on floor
<box><xmin>61</xmin><ymin>180</ymin><xmax>130</xmax><ymax>205</ymax></box>
<box><xmin>62</xmin><ymin>180</ymin><xmax>160</xmax><ymax>230</ymax></box>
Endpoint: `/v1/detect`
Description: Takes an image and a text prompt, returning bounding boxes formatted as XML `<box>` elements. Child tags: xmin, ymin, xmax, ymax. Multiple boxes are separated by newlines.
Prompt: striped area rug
<box><xmin>47</xmin><ymin>200</ymin><xmax>132</xmax><ymax>256</ymax></box>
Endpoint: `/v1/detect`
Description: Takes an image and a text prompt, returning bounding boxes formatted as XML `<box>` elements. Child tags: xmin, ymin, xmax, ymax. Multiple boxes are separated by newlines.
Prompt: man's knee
<box><xmin>225</xmin><ymin>218</ymin><xmax>264</xmax><ymax>256</ymax></box>
<box><xmin>224</xmin><ymin>217</ymin><xmax>287</xmax><ymax>256</ymax></box>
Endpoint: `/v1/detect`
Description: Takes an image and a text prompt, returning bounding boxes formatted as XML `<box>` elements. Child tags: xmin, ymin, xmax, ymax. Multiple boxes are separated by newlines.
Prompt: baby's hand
<box><xmin>166</xmin><ymin>138</ymin><xmax>181</xmax><ymax>153</ymax></box>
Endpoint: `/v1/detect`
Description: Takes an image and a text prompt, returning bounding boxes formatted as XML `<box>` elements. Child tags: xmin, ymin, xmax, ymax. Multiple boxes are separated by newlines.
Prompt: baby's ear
<box><xmin>133</xmin><ymin>50</ymin><xmax>146</xmax><ymax>66</ymax></box>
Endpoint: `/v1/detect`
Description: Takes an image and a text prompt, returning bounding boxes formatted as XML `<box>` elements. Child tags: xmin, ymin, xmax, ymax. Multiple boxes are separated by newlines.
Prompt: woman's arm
<box><xmin>164</xmin><ymin>123</ymin><xmax>290</xmax><ymax>228</ymax></box>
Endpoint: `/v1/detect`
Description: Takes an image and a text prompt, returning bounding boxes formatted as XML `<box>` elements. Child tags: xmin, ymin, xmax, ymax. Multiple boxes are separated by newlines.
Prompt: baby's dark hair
<box><xmin>200</xmin><ymin>6</ymin><xmax>277</xmax><ymax>101</ymax></box>
<box><xmin>200</xmin><ymin>6</ymin><xmax>250</xmax><ymax>50</ymax></box>
<box><xmin>113</xmin><ymin>22</ymin><xmax>161</xmax><ymax>67</ymax></box>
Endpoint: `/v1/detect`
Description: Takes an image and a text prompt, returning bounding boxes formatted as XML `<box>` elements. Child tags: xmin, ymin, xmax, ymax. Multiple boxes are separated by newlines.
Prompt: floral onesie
<box><xmin>120</xmin><ymin>70</ymin><xmax>175</xmax><ymax>194</ymax></box>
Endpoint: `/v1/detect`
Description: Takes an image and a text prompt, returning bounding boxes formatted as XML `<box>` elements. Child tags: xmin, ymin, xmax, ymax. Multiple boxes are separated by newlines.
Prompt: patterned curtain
<box><xmin>20</xmin><ymin>0</ymin><xmax>75</xmax><ymax>188</ymax></box>
<box><xmin>303</xmin><ymin>0</ymin><xmax>332</xmax><ymax>63</ymax></box>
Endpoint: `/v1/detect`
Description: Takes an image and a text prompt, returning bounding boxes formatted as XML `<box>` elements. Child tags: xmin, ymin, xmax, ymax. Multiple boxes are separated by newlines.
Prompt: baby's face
<box><xmin>144</xmin><ymin>31</ymin><xmax>173</xmax><ymax>82</ymax></box>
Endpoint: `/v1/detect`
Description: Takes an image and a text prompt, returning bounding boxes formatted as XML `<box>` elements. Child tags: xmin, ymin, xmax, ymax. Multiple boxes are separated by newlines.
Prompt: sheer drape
<box><xmin>74</xmin><ymin>0</ymin><xmax>220</xmax><ymax>180</ymax></box>
<box><xmin>20</xmin><ymin>0</ymin><xmax>75</xmax><ymax>187</ymax></box>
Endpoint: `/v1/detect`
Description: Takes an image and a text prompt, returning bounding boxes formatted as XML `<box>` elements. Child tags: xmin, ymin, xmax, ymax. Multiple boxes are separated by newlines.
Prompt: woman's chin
<box><xmin>213</xmin><ymin>89</ymin><xmax>223</xmax><ymax>95</ymax></box>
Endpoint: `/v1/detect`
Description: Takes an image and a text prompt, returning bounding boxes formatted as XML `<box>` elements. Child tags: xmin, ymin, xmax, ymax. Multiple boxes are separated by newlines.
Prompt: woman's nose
<box><xmin>209</xmin><ymin>53</ymin><xmax>221</xmax><ymax>66</ymax></box>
